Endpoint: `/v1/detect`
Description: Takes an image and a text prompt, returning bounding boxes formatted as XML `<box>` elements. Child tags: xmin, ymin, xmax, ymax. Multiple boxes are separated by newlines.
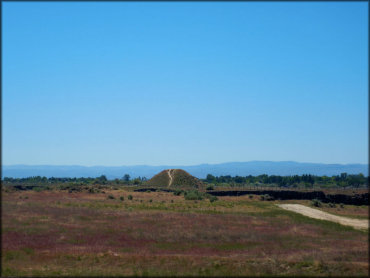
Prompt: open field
<box><xmin>2</xmin><ymin>189</ymin><xmax>369</xmax><ymax>276</ymax></box>
<box><xmin>210</xmin><ymin>187</ymin><xmax>369</xmax><ymax>195</ymax></box>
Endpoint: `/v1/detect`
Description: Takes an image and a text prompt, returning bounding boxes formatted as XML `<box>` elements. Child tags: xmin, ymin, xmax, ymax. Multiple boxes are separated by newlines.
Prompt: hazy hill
<box><xmin>2</xmin><ymin>161</ymin><xmax>368</xmax><ymax>179</ymax></box>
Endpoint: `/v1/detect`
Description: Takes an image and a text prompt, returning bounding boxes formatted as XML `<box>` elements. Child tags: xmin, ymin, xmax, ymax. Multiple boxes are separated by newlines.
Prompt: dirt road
<box><xmin>167</xmin><ymin>169</ymin><xmax>174</xmax><ymax>187</ymax></box>
<box><xmin>277</xmin><ymin>204</ymin><xmax>368</xmax><ymax>230</ymax></box>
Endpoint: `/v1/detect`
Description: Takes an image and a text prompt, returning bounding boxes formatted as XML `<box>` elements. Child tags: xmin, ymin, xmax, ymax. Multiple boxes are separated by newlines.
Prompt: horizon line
<box><xmin>2</xmin><ymin>160</ymin><xmax>369</xmax><ymax>168</ymax></box>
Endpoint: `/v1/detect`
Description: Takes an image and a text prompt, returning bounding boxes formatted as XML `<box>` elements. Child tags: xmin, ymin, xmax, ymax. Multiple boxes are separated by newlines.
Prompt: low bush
<box><xmin>206</xmin><ymin>185</ymin><xmax>214</xmax><ymax>191</ymax></box>
<box><xmin>128</xmin><ymin>195</ymin><xmax>133</xmax><ymax>200</ymax></box>
<box><xmin>107</xmin><ymin>195</ymin><xmax>115</xmax><ymax>199</ymax></box>
<box><xmin>249</xmin><ymin>195</ymin><xmax>253</xmax><ymax>199</ymax></box>
<box><xmin>266</xmin><ymin>194</ymin><xmax>274</xmax><ymax>201</ymax></box>
<box><xmin>260</xmin><ymin>194</ymin><xmax>274</xmax><ymax>201</ymax></box>
<box><xmin>209</xmin><ymin>195</ymin><xmax>218</xmax><ymax>203</ymax></box>
<box><xmin>328</xmin><ymin>203</ymin><xmax>336</xmax><ymax>208</ymax></box>
<box><xmin>173</xmin><ymin>189</ymin><xmax>184</xmax><ymax>196</ymax></box>
<box><xmin>184</xmin><ymin>190</ymin><xmax>204</xmax><ymax>200</ymax></box>
<box><xmin>311</xmin><ymin>199</ymin><xmax>322</xmax><ymax>207</ymax></box>
<box><xmin>119</xmin><ymin>196</ymin><xmax>124</xmax><ymax>201</ymax></box>
<box><xmin>88</xmin><ymin>188</ymin><xmax>100</xmax><ymax>194</ymax></box>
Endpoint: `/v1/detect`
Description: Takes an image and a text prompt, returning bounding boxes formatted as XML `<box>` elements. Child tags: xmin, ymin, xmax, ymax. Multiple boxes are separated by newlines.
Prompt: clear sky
<box><xmin>2</xmin><ymin>2</ymin><xmax>368</xmax><ymax>166</ymax></box>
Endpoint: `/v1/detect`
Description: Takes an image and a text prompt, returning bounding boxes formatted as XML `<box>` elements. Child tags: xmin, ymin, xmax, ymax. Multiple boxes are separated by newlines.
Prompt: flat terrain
<box><xmin>277</xmin><ymin>204</ymin><xmax>368</xmax><ymax>230</ymax></box>
<box><xmin>2</xmin><ymin>190</ymin><xmax>369</xmax><ymax>276</ymax></box>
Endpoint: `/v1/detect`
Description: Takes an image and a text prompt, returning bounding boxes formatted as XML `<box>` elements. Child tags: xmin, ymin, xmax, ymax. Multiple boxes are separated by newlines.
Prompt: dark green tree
<box><xmin>123</xmin><ymin>174</ymin><xmax>130</xmax><ymax>182</ymax></box>
<box><xmin>206</xmin><ymin>174</ymin><xmax>216</xmax><ymax>182</ymax></box>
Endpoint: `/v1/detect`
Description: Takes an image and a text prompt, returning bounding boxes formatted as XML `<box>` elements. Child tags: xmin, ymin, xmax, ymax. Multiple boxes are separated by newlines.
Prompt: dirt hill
<box><xmin>145</xmin><ymin>169</ymin><xmax>204</xmax><ymax>189</ymax></box>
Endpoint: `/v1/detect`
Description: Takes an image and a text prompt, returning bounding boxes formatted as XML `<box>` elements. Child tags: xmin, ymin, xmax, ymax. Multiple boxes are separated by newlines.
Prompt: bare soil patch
<box><xmin>278</xmin><ymin>204</ymin><xmax>368</xmax><ymax>230</ymax></box>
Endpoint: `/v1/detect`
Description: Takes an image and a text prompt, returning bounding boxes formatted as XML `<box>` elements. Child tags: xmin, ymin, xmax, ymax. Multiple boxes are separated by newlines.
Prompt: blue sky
<box><xmin>2</xmin><ymin>2</ymin><xmax>368</xmax><ymax>166</ymax></box>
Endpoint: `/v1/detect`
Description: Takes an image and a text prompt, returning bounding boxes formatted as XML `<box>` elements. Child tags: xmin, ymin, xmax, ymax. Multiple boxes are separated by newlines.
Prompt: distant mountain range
<box><xmin>2</xmin><ymin>161</ymin><xmax>368</xmax><ymax>179</ymax></box>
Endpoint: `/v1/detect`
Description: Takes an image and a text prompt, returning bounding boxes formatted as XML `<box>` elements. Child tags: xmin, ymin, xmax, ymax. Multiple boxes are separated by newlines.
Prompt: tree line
<box><xmin>203</xmin><ymin>173</ymin><xmax>368</xmax><ymax>188</ymax></box>
<box><xmin>2</xmin><ymin>172</ymin><xmax>368</xmax><ymax>188</ymax></box>
<box><xmin>2</xmin><ymin>174</ymin><xmax>147</xmax><ymax>186</ymax></box>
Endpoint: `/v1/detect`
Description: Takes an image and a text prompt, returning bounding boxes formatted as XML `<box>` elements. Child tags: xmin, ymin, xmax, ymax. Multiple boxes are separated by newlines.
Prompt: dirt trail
<box><xmin>277</xmin><ymin>204</ymin><xmax>368</xmax><ymax>230</ymax></box>
<box><xmin>167</xmin><ymin>169</ymin><xmax>174</xmax><ymax>187</ymax></box>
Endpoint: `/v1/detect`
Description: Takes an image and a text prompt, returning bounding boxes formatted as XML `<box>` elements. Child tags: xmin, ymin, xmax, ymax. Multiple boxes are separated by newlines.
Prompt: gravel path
<box><xmin>277</xmin><ymin>204</ymin><xmax>368</xmax><ymax>230</ymax></box>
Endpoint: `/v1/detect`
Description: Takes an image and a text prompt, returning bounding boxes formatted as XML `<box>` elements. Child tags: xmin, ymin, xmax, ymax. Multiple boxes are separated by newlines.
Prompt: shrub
<box><xmin>328</xmin><ymin>203</ymin><xmax>336</xmax><ymax>208</ymax></box>
<box><xmin>260</xmin><ymin>194</ymin><xmax>274</xmax><ymax>201</ymax></box>
<box><xmin>107</xmin><ymin>194</ymin><xmax>115</xmax><ymax>199</ymax></box>
<box><xmin>149</xmin><ymin>199</ymin><xmax>153</xmax><ymax>203</ymax></box>
<box><xmin>340</xmin><ymin>203</ymin><xmax>344</xmax><ymax>208</ymax></box>
<box><xmin>206</xmin><ymin>185</ymin><xmax>214</xmax><ymax>191</ymax></box>
<box><xmin>311</xmin><ymin>199</ymin><xmax>322</xmax><ymax>207</ymax></box>
<box><xmin>266</xmin><ymin>194</ymin><xmax>274</xmax><ymax>201</ymax></box>
<box><xmin>128</xmin><ymin>195</ymin><xmax>133</xmax><ymax>200</ymax></box>
<box><xmin>184</xmin><ymin>190</ymin><xmax>204</xmax><ymax>200</ymax></box>
<box><xmin>171</xmin><ymin>200</ymin><xmax>174</xmax><ymax>203</ymax></box>
<box><xmin>88</xmin><ymin>187</ymin><xmax>101</xmax><ymax>194</ymax></box>
<box><xmin>173</xmin><ymin>189</ymin><xmax>183</xmax><ymax>196</ymax></box>
<box><xmin>249</xmin><ymin>195</ymin><xmax>253</xmax><ymax>199</ymax></box>
<box><xmin>209</xmin><ymin>195</ymin><xmax>218</xmax><ymax>203</ymax></box>
<box><xmin>119</xmin><ymin>196</ymin><xmax>124</xmax><ymax>201</ymax></box>
<box><xmin>22</xmin><ymin>247</ymin><xmax>34</xmax><ymax>255</ymax></box>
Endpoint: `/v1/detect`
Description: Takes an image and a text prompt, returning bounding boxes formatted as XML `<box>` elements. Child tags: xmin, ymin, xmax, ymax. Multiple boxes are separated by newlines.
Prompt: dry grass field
<box><xmin>2</xmin><ymin>189</ymin><xmax>368</xmax><ymax>276</ymax></box>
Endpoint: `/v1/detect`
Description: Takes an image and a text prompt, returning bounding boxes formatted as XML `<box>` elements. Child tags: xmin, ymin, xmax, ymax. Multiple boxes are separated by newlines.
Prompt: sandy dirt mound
<box><xmin>277</xmin><ymin>204</ymin><xmax>368</xmax><ymax>230</ymax></box>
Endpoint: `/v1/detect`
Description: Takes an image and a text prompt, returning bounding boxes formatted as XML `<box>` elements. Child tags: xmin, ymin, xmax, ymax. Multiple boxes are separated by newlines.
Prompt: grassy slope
<box><xmin>2</xmin><ymin>190</ymin><xmax>368</xmax><ymax>276</ymax></box>
<box><xmin>145</xmin><ymin>170</ymin><xmax>170</xmax><ymax>187</ymax></box>
<box><xmin>145</xmin><ymin>169</ymin><xmax>204</xmax><ymax>189</ymax></box>
<box><xmin>171</xmin><ymin>169</ymin><xmax>204</xmax><ymax>189</ymax></box>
